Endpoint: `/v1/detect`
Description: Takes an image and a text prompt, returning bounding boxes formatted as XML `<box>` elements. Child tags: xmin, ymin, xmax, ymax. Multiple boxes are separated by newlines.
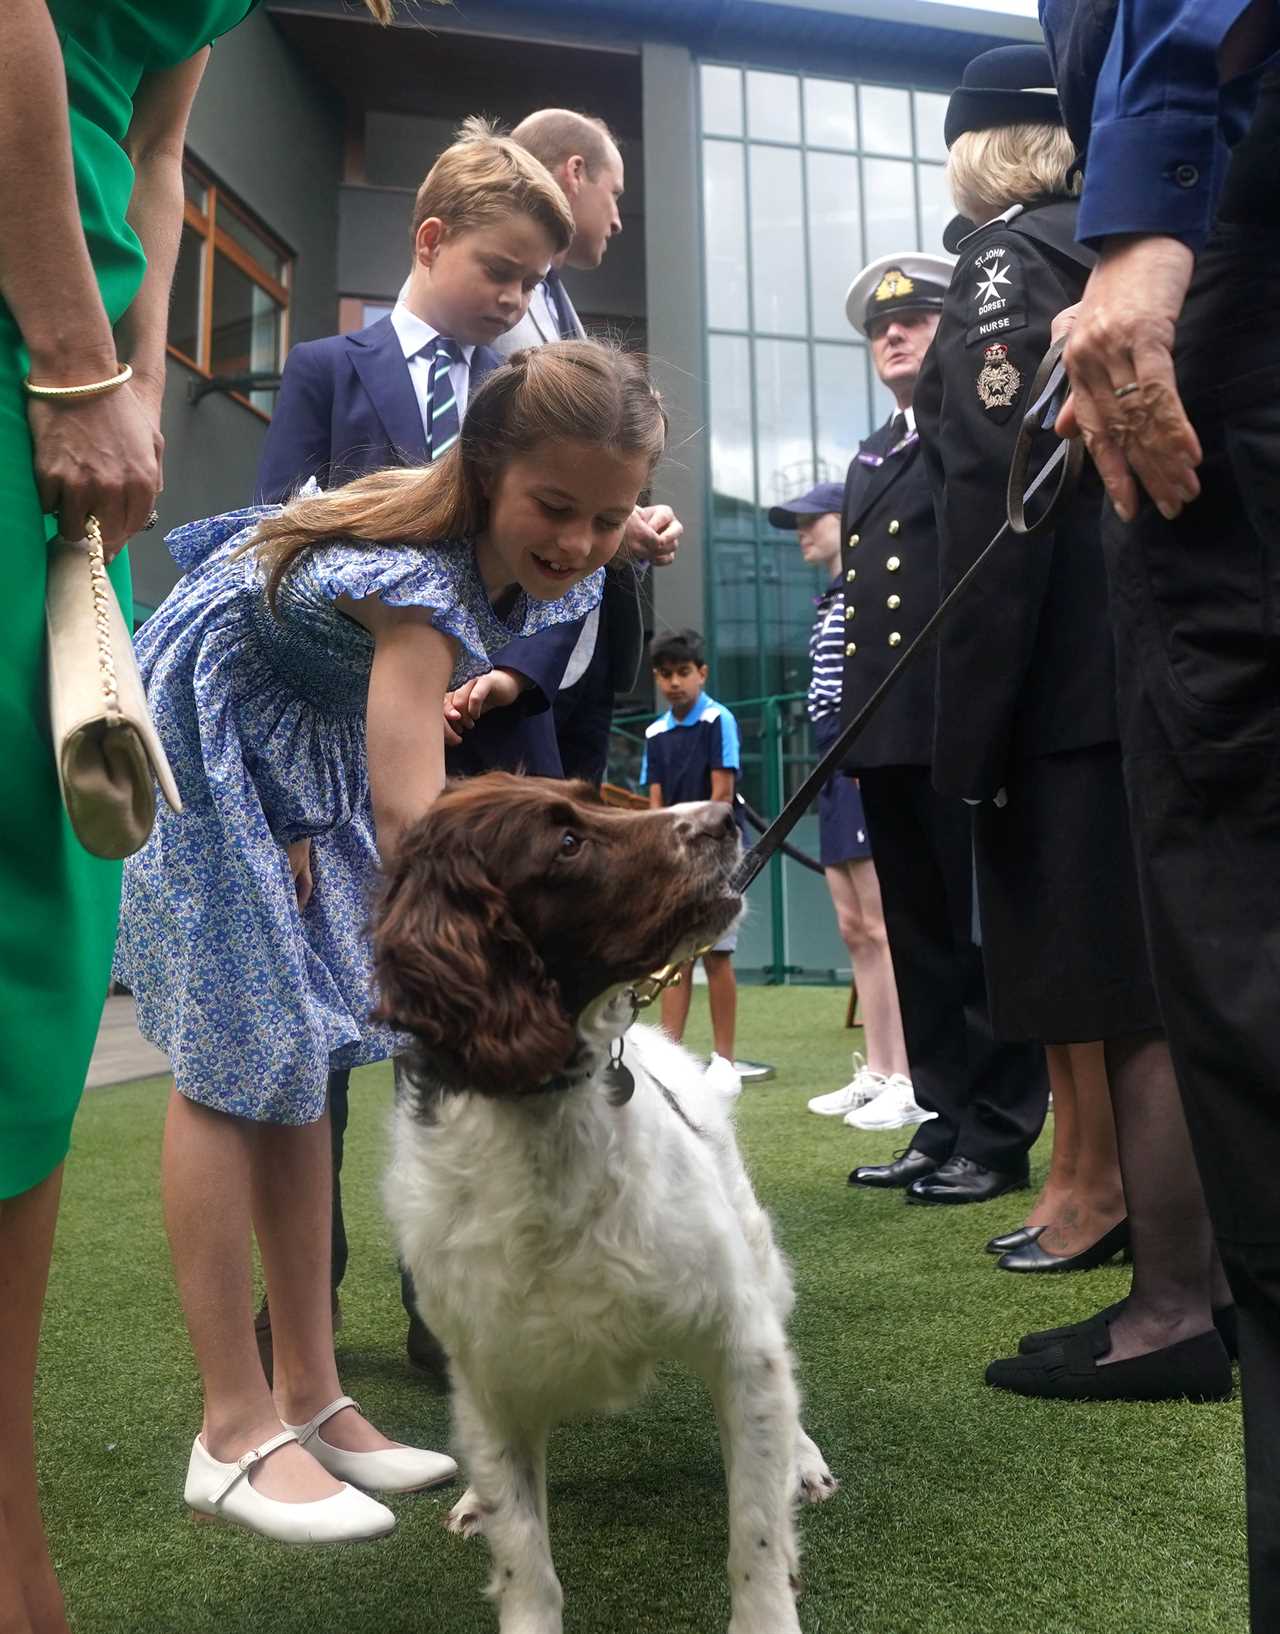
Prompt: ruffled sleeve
<box><xmin>165</xmin><ymin>506</ymin><xmax>281</xmax><ymax>574</ymax></box>
<box><xmin>518</xmin><ymin>567</ymin><xmax>605</xmax><ymax>636</ymax></box>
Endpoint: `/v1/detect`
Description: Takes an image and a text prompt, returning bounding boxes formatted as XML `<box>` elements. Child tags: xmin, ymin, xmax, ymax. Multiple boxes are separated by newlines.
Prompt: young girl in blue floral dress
<box><xmin>116</xmin><ymin>341</ymin><xmax>667</xmax><ymax>1544</ymax></box>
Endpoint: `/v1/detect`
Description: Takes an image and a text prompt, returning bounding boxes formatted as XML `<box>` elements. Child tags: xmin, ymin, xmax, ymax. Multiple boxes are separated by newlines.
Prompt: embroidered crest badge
<box><xmin>976</xmin><ymin>342</ymin><xmax>1021</xmax><ymax>411</ymax></box>
<box><xmin>874</xmin><ymin>268</ymin><xmax>915</xmax><ymax>303</ymax></box>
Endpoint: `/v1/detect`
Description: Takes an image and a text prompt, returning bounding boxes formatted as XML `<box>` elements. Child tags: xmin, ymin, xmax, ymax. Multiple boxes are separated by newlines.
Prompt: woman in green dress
<box><xmin>0</xmin><ymin>3</ymin><xmax>393</xmax><ymax>1626</ymax></box>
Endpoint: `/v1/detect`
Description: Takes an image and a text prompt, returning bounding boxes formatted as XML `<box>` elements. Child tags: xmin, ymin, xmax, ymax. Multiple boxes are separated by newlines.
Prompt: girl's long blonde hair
<box><xmin>251</xmin><ymin>341</ymin><xmax>668</xmax><ymax>608</ymax></box>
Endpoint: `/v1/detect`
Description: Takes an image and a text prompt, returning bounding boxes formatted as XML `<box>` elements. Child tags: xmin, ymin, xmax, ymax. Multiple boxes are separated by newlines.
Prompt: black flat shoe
<box><xmin>986</xmin><ymin>1223</ymin><xmax>1046</xmax><ymax>1255</ymax></box>
<box><xmin>996</xmin><ymin>1218</ymin><xmax>1129</xmax><ymax>1273</ymax></box>
<box><xmin>1019</xmin><ymin>1300</ymin><xmax>1240</xmax><ymax>1362</ymax></box>
<box><xmin>906</xmin><ymin>1154</ymin><xmax>1029</xmax><ymax>1205</ymax></box>
<box><xmin>986</xmin><ymin>1329</ymin><xmax>1232</xmax><ymax>1402</ymax></box>
<box><xmin>849</xmin><ymin>1148</ymin><xmax>939</xmax><ymax>1188</ymax></box>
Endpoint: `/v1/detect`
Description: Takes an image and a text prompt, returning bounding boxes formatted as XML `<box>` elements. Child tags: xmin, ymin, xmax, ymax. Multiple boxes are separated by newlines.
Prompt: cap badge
<box><xmin>874</xmin><ymin>269</ymin><xmax>915</xmax><ymax>302</ymax></box>
<box><xmin>976</xmin><ymin>342</ymin><xmax>1021</xmax><ymax>411</ymax></box>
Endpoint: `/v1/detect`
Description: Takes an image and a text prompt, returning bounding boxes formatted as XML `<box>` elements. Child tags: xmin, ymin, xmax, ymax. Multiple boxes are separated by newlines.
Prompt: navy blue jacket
<box><xmin>256</xmin><ymin>316</ymin><xmax>577</xmax><ymax>776</ymax></box>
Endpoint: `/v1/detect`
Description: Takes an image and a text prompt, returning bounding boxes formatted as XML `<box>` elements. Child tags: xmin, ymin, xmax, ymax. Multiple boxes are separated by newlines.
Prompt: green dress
<box><xmin>0</xmin><ymin>0</ymin><xmax>257</xmax><ymax>1199</ymax></box>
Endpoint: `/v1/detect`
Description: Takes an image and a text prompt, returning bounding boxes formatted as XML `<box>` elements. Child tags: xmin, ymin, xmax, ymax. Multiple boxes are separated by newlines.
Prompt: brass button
<box><xmin>848</xmin><ymin>533</ymin><xmax>860</xmax><ymax>548</ymax></box>
<box><xmin>888</xmin><ymin>519</ymin><xmax>900</xmax><ymax>536</ymax></box>
<box><xmin>845</xmin><ymin>641</ymin><xmax>857</xmax><ymax>656</ymax></box>
<box><xmin>845</xmin><ymin>605</ymin><xmax>855</xmax><ymax>620</ymax></box>
<box><xmin>888</xmin><ymin>631</ymin><xmax>902</xmax><ymax>647</ymax></box>
<box><xmin>887</xmin><ymin>594</ymin><xmax>901</xmax><ymax>610</ymax></box>
<box><xmin>845</xmin><ymin>567</ymin><xmax>856</xmax><ymax>583</ymax></box>
<box><xmin>887</xmin><ymin>555</ymin><xmax>901</xmax><ymax>572</ymax></box>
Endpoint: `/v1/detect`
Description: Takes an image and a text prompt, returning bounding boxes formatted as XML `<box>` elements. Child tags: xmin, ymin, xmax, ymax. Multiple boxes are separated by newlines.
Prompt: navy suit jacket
<box><xmin>256</xmin><ymin>316</ymin><xmax>577</xmax><ymax>776</ymax></box>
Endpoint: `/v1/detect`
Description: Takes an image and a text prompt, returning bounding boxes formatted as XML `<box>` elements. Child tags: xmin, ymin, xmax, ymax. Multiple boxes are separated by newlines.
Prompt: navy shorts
<box><xmin>813</xmin><ymin>714</ymin><xmax>873</xmax><ymax>867</ymax></box>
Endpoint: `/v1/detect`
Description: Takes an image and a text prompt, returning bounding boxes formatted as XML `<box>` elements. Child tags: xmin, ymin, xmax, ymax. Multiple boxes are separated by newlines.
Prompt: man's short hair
<box><xmin>650</xmin><ymin>629</ymin><xmax>706</xmax><ymax>670</ymax></box>
<box><xmin>410</xmin><ymin>115</ymin><xmax>574</xmax><ymax>249</ymax></box>
<box><xmin>510</xmin><ymin>108</ymin><xmax>620</xmax><ymax>179</ymax></box>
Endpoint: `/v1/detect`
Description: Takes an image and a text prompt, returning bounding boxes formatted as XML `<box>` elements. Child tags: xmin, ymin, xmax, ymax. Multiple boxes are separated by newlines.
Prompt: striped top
<box><xmin>807</xmin><ymin>578</ymin><xmax>845</xmax><ymax>723</ymax></box>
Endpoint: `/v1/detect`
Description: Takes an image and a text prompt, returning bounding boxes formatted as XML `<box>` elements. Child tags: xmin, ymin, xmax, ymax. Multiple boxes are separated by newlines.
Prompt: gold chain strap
<box><xmin>84</xmin><ymin>515</ymin><xmax>121</xmax><ymax>726</ymax></box>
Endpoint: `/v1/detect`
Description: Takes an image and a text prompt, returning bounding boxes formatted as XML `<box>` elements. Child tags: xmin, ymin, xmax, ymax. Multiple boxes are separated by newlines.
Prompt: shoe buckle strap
<box><xmin>208</xmin><ymin>1428</ymin><xmax>299</xmax><ymax>1505</ymax></box>
<box><xmin>293</xmin><ymin>1393</ymin><xmax>359</xmax><ymax>1449</ymax></box>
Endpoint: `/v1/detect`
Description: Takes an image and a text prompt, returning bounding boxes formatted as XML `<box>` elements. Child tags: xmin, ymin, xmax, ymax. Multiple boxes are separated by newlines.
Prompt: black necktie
<box><xmin>889</xmin><ymin>411</ymin><xmax>908</xmax><ymax>445</ymax></box>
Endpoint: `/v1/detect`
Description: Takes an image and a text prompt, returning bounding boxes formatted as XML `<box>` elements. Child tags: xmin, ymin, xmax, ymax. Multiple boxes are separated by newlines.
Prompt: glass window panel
<box><xmin>362</xmin><ymin>302</ymin><xmax>393</xmax><ymax>327</ymax></box>
<box><xmin>749</xmin><ymin>145</ymin><xmax>806</xmax><ymax>334</ymax></box>
<box><xmin>814</xmin><ymin>342</ymin><xmax>869</xmax><ymax>478</ymax></box>
<box><xmin>918</xmin><ymin>163</ymin><xmax>952</xmax><ymax>254</ymax></box>
<box><xmin>700</xmin><ymin>64</ymin><xmax>743</xmax><ymax>137</ymax></box>
<box><xmin>746</xmin><ymin>70</ymin><xmax>800</xmax><ymax>144</ymax></box>
<box><xmin>754</xmin><ymin>338</ymin><xmax>812</xmax><ymax>520</ymax></box>
<box><xmin>211</xmin><ymin>251</ymin><xmax>284</xmax><ymax>414</ymax></box>
<box><xmin>862</xmin><ymin>157</ymin><xmax>917</xmax><ymax>262</ymax></box>
<box><xmin>217</xmin><ymin>204</ymin><xmax>286</xmax><ymax>281</ymax></box>
<box><xmin>803</xmin><ymin>77</ymin><xmax>856</xmax><ymax>149</ymax></box>
<box><xmin>707</xmin><ymin>334</ymin><xmax>755</xmax><ymax>535</ymax></box>
<box><xmin>712</xmin><ymin>540</ymin><xmax>763</xmax><ymax>703</ymax></box>
<box><xmin>703</xmin><ymin>140</ymin><xmax>749</xmax><ymax>330</ymax></box>
<box><xmin>169</xmin><ymin>224</ymin><xmax>204</xmax><ymax>363</ymax></box>
<box><xmin>914</xmin><ymin>90</ymin><xmax>949</xmax><ymax>161</ymax></box>
<box><xmin>183</xmin><ymin>167</ymin><xmax>207</xmax><ymax>212</ymax></box>
<box><xmin>806</xmin><ymin>151</ymin><xmax>862</xmax><ymax>340</ymax></box>
<box><xmin>859</xmin><ymin>84</ymin><xmax>912</xmax><ymax>155</ymax></box>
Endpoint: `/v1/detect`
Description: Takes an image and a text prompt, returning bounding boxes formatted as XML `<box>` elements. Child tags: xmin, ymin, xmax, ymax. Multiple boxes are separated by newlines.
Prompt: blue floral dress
<box><xmin>114</xmin><ymin>507</ymin><xmax>602</xmax><ymax>1123</ymax></box>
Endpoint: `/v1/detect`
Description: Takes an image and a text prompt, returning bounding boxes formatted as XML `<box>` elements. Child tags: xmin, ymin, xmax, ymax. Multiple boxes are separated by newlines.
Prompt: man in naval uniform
<box><xmin>840</xmin><ymin>252</ymin><xmax>1049</xmax><ymax>1204</ymax></box>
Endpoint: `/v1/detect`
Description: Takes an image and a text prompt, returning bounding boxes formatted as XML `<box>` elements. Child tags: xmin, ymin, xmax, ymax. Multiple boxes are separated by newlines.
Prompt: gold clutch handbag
<box><xmin>44</xmin><ymin>516</ymin><xmax>182</xmax><ymax>859</ymax></box>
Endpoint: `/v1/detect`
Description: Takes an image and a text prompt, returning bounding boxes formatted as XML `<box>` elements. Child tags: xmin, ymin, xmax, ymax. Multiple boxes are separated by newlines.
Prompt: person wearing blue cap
<box><xmin>914</xmin><ymin>43</ymin><xmax>1232</xmax><ymax>1404</ymax></box>
<box><xmin>768</xmin><ymin>483</ymin><xmax>912</xmax><ymax>1121</ymax></box>
<box><xmin>837</xmin><ymin>253</ymin><xmax>1051</xmax><ymax>1200</ymax></box>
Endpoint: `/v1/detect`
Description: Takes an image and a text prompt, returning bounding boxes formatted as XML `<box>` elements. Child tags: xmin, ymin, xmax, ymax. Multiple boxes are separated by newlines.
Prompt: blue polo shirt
<box><xmin>640</xmin><ymin>690</ymin><xmax>741</xmax><ymax>808</ymax></box>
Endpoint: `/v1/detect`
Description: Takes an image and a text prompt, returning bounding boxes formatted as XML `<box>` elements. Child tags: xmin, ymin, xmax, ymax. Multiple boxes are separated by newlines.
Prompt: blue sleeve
<box><xmin>715</xmin><ymin>709</ymin><xmax>741</xmax><ymax>774</ymax></box>
<box><xmin>1045</xmin><ymin>0</ymin><xmax>1267</xmax><ymax>250</ymax></box>
<box><xmin>256</xmin><ymin>343</ymin><xmax>335</xmax><ymax>503</ymax></box>
<box><xmin>487</xmin><ymin>619</ymin><xmax>583</xmax><ymax>715</ymax></box>
<box><xmin>641</xmin><ymin>731</ymin><xmax>664</xmax><ymax>790</ymax></box>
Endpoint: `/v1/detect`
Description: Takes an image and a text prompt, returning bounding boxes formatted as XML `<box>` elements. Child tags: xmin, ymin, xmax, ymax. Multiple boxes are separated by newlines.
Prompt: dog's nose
<box><xmin>672</xmin><ymin>802</ymin><xmax>737</xmax><ymax>842</ymax></box>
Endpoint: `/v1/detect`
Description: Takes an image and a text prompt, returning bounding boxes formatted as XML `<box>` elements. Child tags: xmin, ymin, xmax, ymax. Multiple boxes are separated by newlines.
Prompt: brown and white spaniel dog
<box><xmin>375</xmin><ymin>774</ymin><xmax>836</xmax><ymax>1634</ymax></box>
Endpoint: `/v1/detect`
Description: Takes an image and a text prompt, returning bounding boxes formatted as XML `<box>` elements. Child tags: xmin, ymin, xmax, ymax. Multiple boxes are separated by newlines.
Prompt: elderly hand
<box><xmin>443</xmin><ymin>668</ymin><xmax>525</xmax><ymax>746</ymax></box>
<box><xmin>623</xmin><ymin>503</ymin><xmax>683</xmax><ymax>568</ymax></box>
<box><xmin>1055</xmin><ymin>234</ymin><xmax>1200</xmax><ymax>524</ymax></box>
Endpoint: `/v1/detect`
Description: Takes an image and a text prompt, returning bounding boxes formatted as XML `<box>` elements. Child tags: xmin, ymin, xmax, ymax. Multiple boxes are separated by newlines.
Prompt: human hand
<box><xmin>128</xmin><ymin>372</ymin><xmax>167</xmax><ymax>499</ymax></box>
<box><xmin>623</xmin><ymin>503</ymin><xmax>682</xmax><ymax>567</ymax></box>
<box><xmin>442</xmin><ymin>668</ymin><xmax>525</xmax><ymax>745</ymax></box>
<box><xmin>287</xmin><ymin>837</ymin><xmax>314</xmax><ymax>911</ymax></box>
<box><xmin>1050</xmin><ymin>302</ymin><xmax>1080</xmax><ymax>346</ymax></box>
<box><xmin>1055</xmin><ymin>234</ymin><xmax>1200</xmax><ymax>523</ymax></box>
<box><xmin>28</xmin><ymin>384</ymin><xmax>161</xmax><ymax>556</ymax></box>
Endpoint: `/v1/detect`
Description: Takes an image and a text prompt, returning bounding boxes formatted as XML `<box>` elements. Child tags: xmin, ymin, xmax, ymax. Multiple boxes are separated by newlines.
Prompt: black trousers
<box><xmin>327</xmin><ymin>1067</ymin><xmax>421</xmax><ymax>1329</ymax></box>
<box><xmin>858</xmin><ymin>766</ymin><xmax>1047</xmax><ymax>1170</ymax></box>
<box><xmin>1103</xmin><ymin>222</ymin><xmax>1280</xmax><ymax>1632</ymax></box>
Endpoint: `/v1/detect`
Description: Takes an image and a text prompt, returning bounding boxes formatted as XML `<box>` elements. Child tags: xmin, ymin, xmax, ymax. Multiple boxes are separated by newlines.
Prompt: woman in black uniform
<box><xmin>915</xmin><ymin>45</ymin><xmax>1232</xmax><ymax>1399</ymax></box>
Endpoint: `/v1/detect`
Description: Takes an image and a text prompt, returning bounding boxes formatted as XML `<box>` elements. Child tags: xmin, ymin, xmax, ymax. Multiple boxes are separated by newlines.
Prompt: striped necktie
<box><xmin>542</xmin><ymin>269</ymin><xmax>577</xmax><ymax>341</ymax></box>
<box><xmin>425</xmin><ymin>335</ymin><xmax>463</xmax><ymax>460</ymax></box>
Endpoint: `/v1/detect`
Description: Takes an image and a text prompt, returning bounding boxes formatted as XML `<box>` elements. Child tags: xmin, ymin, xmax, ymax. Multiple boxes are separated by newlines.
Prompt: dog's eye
<box><xmin>558</xmin><ymin>830</ymin><xmax>582</xmax><ymax>857</ymax></box>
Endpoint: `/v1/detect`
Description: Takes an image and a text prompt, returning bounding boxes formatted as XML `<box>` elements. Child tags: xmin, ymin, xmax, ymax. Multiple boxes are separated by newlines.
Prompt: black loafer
<box><xmin>906</xmin><ymin>1155</ymin><xmax>1029</xmax><ymax>1205</ymax></box>
<box><xmin>986</xmin><ymin>1223</ymin><xmax>1046</xmax><ymax>1255</ymax></box>
<box><xmin>849</xmin><ymin>1148</ymin><xmax>940</xmax><ymax>1188</ymax></box>
<box><xmin>1019</xmin><ymin>1300</ymin><xmax>1240</xmax><ymax>1362</ymax></box>
<box><xmin>986</xmin><ymin>1328</ymin><xmax>1232</xmax><ymax>1402</ymax></box>
<box><xmin>997</xmin><ymin>1218</ymin><xmax>1129</xmax><ymax>1273</ymax></box>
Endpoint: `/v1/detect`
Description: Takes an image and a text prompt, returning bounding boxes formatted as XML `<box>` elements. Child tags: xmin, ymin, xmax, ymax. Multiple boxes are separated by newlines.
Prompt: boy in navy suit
<box><xmin>254</xmin><ymin>118</ymin><xmax>575</xmax><ymax>1376</ymax></box>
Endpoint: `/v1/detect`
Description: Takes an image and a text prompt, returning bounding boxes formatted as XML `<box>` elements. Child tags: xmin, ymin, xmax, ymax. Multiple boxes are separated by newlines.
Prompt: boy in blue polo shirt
<box><xmin>642</xmin><ymin>630</ymin><xmax>742</xmax><ymax>1096</ymax></box>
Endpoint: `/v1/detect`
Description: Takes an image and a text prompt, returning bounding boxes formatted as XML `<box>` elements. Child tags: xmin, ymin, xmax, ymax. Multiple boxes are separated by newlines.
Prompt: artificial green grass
<box><xmin>41</xmin><ymin>988</ymin><xmax>1246</xmax><ymax>1633</ymax></box>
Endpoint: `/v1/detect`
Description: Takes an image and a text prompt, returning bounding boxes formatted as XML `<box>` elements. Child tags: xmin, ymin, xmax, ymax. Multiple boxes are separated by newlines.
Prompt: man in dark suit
<box><xmin>253</xmin><ymin>119</ymin><xmax>577</xmax><ymax>1373</ymax></box>
<box><xmin>839</xmin><ymin>252</ymin><xmax>1048</xmax><ymax>1205</ymax></box>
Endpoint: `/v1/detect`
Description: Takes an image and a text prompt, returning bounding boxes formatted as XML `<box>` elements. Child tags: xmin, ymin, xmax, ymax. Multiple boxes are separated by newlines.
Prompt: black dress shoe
<box><xmin>986</xmin><ymin>1223</ymin><xmax>1046</xmax><ymax>1255</ymax></box>
<box><xmin>849</xmin><ymin>1148</ymin><xmax>940</xmax><ymax>1189</ymax></box>
<box><xmin>997</xmin><ymin>1218</ymin><xmax>1129</xmax><ymax>1273</ymax></box>
<box><xmin>1019</xmin><ymin>1300</ymin><xmax>1240</xmax><ymax>1362</ymax></box>
<box><xmin>906</xmin><ymin>1154</ymin><xmax>1029</xmax><ymax>1205</ymax></box>
<box><xmin>407</xmin><ymin>1314</ymin><xmax>450</xmax><ymax>1384</ymax></box>
<box><xmin>986</xmin><ymin>1328</ymin><xmax>1232</xmax><ymax>1402</ymax></box>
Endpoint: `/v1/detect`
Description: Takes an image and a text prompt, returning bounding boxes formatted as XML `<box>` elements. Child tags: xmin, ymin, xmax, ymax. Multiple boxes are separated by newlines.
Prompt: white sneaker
<box><xmin>705</xmin><ymin>1053</ymin><xmax>743</xmax><ymax>1097</ymax></box>
<box><xmin>843</xmin><ymin>1074</ymin><xmax>935</xmax><ymax>1131</ymax></box>
<box><xmin>807</xmin><ymin>1053</ymin><xmax>885</xmax><ymax>1116</ymax></box>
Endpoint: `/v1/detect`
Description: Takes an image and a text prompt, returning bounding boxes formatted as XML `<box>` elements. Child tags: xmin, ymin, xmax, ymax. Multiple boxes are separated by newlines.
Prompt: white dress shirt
<box><xmin>389</xmin><ymin>302</ymin><xmax>475</xmax><ymax>443</ymax></box>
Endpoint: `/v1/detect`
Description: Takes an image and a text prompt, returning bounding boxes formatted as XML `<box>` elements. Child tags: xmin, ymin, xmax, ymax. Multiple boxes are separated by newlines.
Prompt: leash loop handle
<box><xmin>1006</xmin><ymin>335</ymin><xmax>1084</xmax><ymax>536</ymax></box>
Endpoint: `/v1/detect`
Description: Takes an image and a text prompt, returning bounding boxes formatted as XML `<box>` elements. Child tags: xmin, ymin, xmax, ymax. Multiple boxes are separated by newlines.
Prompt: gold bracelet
<box><xmin>23</xmin><ymin>362</ymin><xmax>133</xmax><ymax>401</ymax></box>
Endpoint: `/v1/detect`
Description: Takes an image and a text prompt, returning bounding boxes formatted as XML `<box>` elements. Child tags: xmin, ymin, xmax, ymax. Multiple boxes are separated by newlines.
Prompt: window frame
<box><xmin>168</xmin><ymin>155</ymin><xmax>294</xmax><ymax>422</ymax></box>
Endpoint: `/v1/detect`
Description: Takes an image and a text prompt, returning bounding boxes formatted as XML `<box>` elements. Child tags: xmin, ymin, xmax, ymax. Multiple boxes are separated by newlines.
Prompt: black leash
<box><xmin>729</xmin><ymin>338</ymin><xmax>1082</xmax><ymax>897</ymax></box>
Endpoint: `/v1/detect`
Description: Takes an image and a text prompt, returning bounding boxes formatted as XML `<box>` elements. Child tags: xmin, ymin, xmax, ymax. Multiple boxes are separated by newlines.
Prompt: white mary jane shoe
<box><xmin>283</xmin><ymin>1394</ymin><xmax>458</xmax><ymax>1494</ymax></box>
<box><xmin>185</xmin><ymin>1428</ymin><xmax>396</xmax><ymax>1544</ymax></box>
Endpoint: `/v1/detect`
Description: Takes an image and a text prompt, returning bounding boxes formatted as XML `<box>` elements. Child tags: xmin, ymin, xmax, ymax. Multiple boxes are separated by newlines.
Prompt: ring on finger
<box><xmin>1113</xmin><ymin>382</ymin><xmax>1141</xmax><ymax>401</ymax></box>
<box><xmin>143</xmin><ymin>508</ymin><xmax>160</xmax><ymax>530</ymax></box>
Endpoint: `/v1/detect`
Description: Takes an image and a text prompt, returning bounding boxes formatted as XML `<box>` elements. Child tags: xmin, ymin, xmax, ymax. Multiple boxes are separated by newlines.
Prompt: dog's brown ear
<box><xmin>372</xmin><ymin>819</ymin><xmax>576</xmax><ymax>1095</ymax></box>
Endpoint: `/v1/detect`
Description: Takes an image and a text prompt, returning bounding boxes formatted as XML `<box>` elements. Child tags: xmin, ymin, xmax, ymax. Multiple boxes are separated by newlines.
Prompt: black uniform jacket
<box><xmin>837</xmin><ymin>421</ymin><xmax>940</xmax><ymax>770</ymax></box>
<box><xmin>915</xmin><ymin>197</ymin><xmax>1117</xmax><ymax>803</ymax></box>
